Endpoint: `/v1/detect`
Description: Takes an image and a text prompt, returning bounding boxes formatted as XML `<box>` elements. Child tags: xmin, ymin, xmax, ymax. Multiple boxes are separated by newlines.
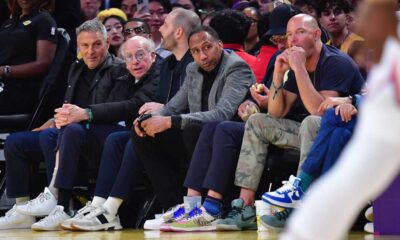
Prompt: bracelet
<box><xmin>271</xmin><ymin>81</ymin><xmax>284</xmax><ymax>100</ymax></box>
<box><xmin>86</xmin><ymin>108</ymin><xmax>93</xmax><ymax>122</ymax></box>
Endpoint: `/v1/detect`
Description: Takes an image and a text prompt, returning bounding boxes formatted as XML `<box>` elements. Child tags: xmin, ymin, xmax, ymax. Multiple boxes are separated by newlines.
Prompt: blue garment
<box><xmin>94</xmin><ymin>131</ymin><xmax>143</xmax><ymax>200</ymax></box>
<box><xmin>301</xmin><ymin>108</ymin><xmax>357</xmax><ymax>178</ymax></box>
<box><xmin>184</xmin><ymin>121</ymin><xmax>245</xmax><ymax>196</ymax></box>
<box><xmin>4</xmin><ymin>128</ymin><xmax>58</xmax><ymax>198</ymax></box>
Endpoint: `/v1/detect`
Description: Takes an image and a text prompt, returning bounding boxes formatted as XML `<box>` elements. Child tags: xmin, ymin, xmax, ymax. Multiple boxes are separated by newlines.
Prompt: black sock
<box><xmin>57</xmin><ymin>188</ymin><xmax>72</xmax><ymax>214</ymax></box>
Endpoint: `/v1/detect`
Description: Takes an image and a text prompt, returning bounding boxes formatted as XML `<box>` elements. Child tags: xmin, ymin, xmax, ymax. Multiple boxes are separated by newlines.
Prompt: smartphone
<box><xmin>137</xmin><ymin>0</ymin><xmax>149</xmax><ymax>14</ymax></box>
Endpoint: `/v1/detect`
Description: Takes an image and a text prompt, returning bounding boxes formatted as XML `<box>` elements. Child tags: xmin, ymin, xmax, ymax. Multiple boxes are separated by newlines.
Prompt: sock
<box><xmin>202</xmin><ymin>196</ymin><xmax>223</xmax><ymax>217</ymax></box>
<box><xmin>57</xmin><ymin>188</ymin><xmax>72</xmax><ymax>213</ymax></box>
<box><xmin>16</xmin><ymin>196</ymin><xmax>29</xmax><ymax>205</ymax></box>
<box><xmin>298</xmin><ymin>171</ymin><xmax>314</xmax><ymax>193</ymax></box>
<box><xmin>103</xmin><ymin>197</ymin><xmax>123</xmax><ymax>217</ymax></box>
<box><xmin>48</xmin><ymin>167</ymin><xmax>59</xmax><ymax>198</ymax></box>
<box><xmin>92</xmin><ymin>196</ymin><xmax>106</xmax><ymax>207</ymax></box>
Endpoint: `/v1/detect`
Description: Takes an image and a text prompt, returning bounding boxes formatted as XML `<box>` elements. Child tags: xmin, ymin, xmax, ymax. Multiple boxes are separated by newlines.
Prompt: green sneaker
<box><xmin>215</xmin><ymin>198</ymin><xmax>257</xmax><ymax>231</ymax></box>
<box><xmin>260</xmin><ymin>208</ymin><xmax>292</xmax><ymax>230</ymax></box>
<box><xmin>169</xmin><ymin>207</ymin><xmax>218</xmax><ymax>232</ymax></box>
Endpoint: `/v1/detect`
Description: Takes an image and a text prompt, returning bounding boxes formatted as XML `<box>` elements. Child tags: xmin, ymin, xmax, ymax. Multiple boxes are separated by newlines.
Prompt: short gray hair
<box><xmin>121</xmin><ymin>36</ymin><xmax>156</xmax><ymax>58</ymax></box>
<box><xmin>77</xmin><ymin>19</ymin><xmax>108</xmax><ymax>39</ymax></box>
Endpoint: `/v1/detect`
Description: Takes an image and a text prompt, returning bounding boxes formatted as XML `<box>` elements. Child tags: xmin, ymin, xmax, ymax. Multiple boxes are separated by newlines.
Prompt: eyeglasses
<box><xmin>123</xmin><ymin>26</ymin><xmax>148</xmax><ymax>36</ymax></box>
<box><xmin>270</xmin><ymin>35</ymin><xmax>287</xmax><ymax>45</ymax></box>
<box><xmin>124</xmin><ymin>50</ymin><xmax>149</xmax><ymax>63</ymax></box>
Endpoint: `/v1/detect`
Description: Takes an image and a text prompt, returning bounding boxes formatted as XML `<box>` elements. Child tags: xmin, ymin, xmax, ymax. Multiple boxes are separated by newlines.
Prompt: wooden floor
<box><xmin>0</xmin><ymin>229</ymin><xmax>397</xmax><ymax>240</ymax></box>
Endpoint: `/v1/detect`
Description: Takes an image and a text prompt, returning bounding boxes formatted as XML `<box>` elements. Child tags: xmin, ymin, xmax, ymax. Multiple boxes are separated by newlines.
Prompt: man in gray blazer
<box><xmin>131</xmin><ymin>26</ymin><xmax>255</xmax><ymax>211</ymax></box>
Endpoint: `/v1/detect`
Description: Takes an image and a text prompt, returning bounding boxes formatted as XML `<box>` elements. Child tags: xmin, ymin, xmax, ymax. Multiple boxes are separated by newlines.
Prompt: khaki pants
<box><xmin>234</xmin><ymin>113</ymin><xmax>321</xmax><ymax>191</ymax></box>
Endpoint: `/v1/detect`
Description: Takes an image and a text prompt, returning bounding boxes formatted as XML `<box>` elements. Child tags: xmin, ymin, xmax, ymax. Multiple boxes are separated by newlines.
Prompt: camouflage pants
<box><xmin>234</xmin><ymin>113</ymin><xmax>321</xmax><ymax>191</ymax></box>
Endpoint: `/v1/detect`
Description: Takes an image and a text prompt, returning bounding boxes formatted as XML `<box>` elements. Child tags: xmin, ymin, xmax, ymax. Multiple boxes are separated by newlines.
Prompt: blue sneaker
<box><xmin>262</xmin><ymin>175</ymin><xmax>304</xmax><ymax>208</ymax></box>
<box><xmin>260</xmin><ymin>208</ymin><xmax>292</xmax><ymax>230</ymax></box>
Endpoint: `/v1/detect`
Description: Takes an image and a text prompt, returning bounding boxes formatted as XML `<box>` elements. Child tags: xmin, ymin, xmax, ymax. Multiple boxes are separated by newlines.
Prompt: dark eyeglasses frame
<box><xmin>123</xmin><ymin>26</ymin><xmax>149</xmax><ymax>36</ymax></box>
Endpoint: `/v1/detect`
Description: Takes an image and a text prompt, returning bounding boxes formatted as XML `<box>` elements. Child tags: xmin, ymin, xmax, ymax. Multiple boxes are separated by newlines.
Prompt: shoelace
<box><xmin>171</xmin><ymin>207</ymin><xmax>185</xmax><ymax>221</ymax></box>
<box><xmin>28</xmin><ymin>192</ymin><xmax>50</xmax><ymax>205</ymax></box>
<box><xmin>276</xmin><ymin>181</ymin><xmax>296</xmax><ymax>194</ymax></box>
<box><xmin>187</xmin><ymin>207</ymin><xmax>202</xmax><ymax>221</ymax></box>
<box><xmin>274</xmin><ymin>208</ymin><xmax>292</xmax><ymax>221</ymax></box>
<box><xmin>225</xmin><ymin>207</ymin><xmax>242</xmax><ymax>219</ymax></box>
<box><xmin>39</xmin><ymin>208</ymin><xmax>63</xmax><ymax>223</ymax></box>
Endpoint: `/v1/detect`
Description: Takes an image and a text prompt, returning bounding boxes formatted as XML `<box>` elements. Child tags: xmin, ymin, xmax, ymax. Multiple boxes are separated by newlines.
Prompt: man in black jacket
<box><xmin>0</xmin><ymin>20</ymin><xmax>158</xmax><ymax>230</ymax></box>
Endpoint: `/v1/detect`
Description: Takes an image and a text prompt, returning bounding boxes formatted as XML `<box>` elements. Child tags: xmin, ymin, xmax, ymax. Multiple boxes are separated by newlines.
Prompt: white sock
<box><xmin>15</xmin><ymin>196</ymin><xmax>29</xmax><ymax>205</ymax></box>
<box><xmin>92</xmin><ymin>196</ymin><xmax>106</xmax><ymax>207</ymax></box>
<box><xmin>103</xmin><ymin>197</ymin><xmax>123</xmax><ymax>217</ymax></box>
<box><xmin>48</xmin><ymin>167</ymin><xmax>58</xmax><ymax>198</ymax></box>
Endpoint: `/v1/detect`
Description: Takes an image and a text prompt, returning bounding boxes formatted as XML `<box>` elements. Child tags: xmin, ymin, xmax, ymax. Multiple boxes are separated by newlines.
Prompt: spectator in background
<box><xmin>123</xmin><ymin>18</ymin><xmax>152</xmax><ymax>41</ymax></box>
<box><xmin>0</xmin><ymin>0</ymin><xmax>57</xmax><ymax>115</ymax></box>
<box><xmin>98</xmin><ymin>8</ymin><xmax>127</xmax><ymax>57</ymax></box>
<box><xmin>81</xmin><ymin>0</ymin><xmax>102</xmax><ymax>20</ymax></box>
<box><xmin>172</xmin><ymin>0</ymin><xmax>198</xmax><ymax>14</ymax></box>
<box><xmin>148</xmin><ymin>0</ymin><xmax>171</xmax><ymax>58</ymax></box>
<box><xmin>120</xmin><ymin>0</ymin><xmax>136</xmax><ymax>19</ymax></box>
<box><xmin>0</xmin><ymin>0</ymin><xmax>10</xmax><ymax>24</ymax></box>
<box><xmin>209</xmin><ymin>9</ymin><xmax>260</xmax><ymax>82</ymax></box>
<box><xmin>243</xmin><ymin>7</ymin><xmax>260</xmax><ymax>52</ymax></box>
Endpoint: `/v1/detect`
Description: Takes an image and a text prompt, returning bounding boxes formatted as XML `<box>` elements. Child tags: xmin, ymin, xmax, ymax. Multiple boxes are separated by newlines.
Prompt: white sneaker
<box><xmin>0</xmin><ymin>205</ymin><xmax>35</xmax><ymax>230</ymax></box>
<box><xmin>144</xmin><ymin>215</ymin><xmax>164</xmax><ymax>230</ymax></box>
<box><xmin>71</xmin><ymin>205</ymin><xmax>122</xmax><ymax>231</ymax></box>
<box><xmin>60</xmin><ymin>201</ymin><xmax>97</xmax><ymax>231</ymax></box>
<box><xmin>144</xmin><ymin>204</ymin><xmax>186</xmax><ymax>231</ymax></box>
<box><xmin>364</xmin><ymin>222</ymin><xmax>374</xmax><ymax>233</ymax></box>
<box><xmin>15</xmin><ymin>187</ymin><xmax>57</xmax><ymax>216</ymax></box>
<box><xmin>31</xmin><ymin>205</ymin><xmax>71</xmax><ymax>231</ymax></box>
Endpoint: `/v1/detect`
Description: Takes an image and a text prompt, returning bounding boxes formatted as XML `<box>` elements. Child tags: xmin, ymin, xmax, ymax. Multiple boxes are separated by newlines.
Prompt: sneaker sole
<box><xmin>259</xmin><ymin>220</ymin><xmax>284</xmax><ymax>231</ymax></box>
<box><xmin>215</xmin><ymin>224</ymin><xmax>241</xmax><ymax>231</ymax></box>
<box><xmin>169</xmin><ymin>226</ymin><xmax>216</xmax><ymax>232</ymax></box>
<box><xmin>31</xmin><ymin>224</ymin><xmax>61</xmax><ymax>231</ymax></box>
<box><xmin>60</xmin><ymin>223</ymin><xmax>76</xmax><ymax>231</ymax></box>
<box><xmin>71</xmin><ymin>222</ymin><xmax>123</xmax><ymax>231</ymax></box>
<box><xmin>0</xmin><ymin>222</ymin><xmax>34</xmax><ymax>230</ymax></box>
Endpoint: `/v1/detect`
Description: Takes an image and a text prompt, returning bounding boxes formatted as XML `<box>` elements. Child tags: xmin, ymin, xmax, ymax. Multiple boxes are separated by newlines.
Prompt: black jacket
<box><xmin>63</xmin><ymin>54</ymin><xmax>127</xmax><ymax>104</ymax></box>
<box><xmin>156</xmin><ymin>50</ymin><xmax>193</xmax><ymax>103</ymax></box>
<box><xmin>89</xmin><ymin>63</ymin><xmax>160</xmax><ymax>127</ymax></box>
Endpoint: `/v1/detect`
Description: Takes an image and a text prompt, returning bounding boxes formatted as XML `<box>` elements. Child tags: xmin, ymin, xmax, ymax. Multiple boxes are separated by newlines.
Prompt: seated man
<box><xmin>223</xmin><ymin>13</ymin><xmax>364</xmax><ymax>229</ymax></box>
<box><xmin>131</xmin><ymin>25</ymin><xmax>255</xmax><ymax>224</ymax></box>
<box><xmin>0</xmin><ymin>20</ymin><xmax>158</xmax><ymax>231</ymax></box>
<box><xmin>261</xmin><ymin>95</ymin><xmax>360</xmax><ymax>228</ymax></box>
<box><xmin>50</xmin><ymin>8</ymin><xmax>201</xmax><ymax>232</ymax></box>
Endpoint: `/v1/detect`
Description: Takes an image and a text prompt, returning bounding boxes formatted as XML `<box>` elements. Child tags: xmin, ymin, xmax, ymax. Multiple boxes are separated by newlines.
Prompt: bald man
<box><xmin>220</xmin><ymin>14</ymin><xmax>364</xmax><ymax>230</ymax></box>
<box><xmin>281</xmin><ymin>1</ymin><xmax>400</xmax><ymax>239</ymax></box>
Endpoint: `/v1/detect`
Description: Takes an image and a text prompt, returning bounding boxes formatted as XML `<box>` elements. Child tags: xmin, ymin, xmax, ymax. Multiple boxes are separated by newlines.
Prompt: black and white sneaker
<box><xmin>71</xmin><ymin>205</ymin><xmax>122</xmax><ymax>231</ymax></box>
<box><xmin>60</xmin><ymin>201</ymin><xmax>97</xmax><ymax>230</ymax></box>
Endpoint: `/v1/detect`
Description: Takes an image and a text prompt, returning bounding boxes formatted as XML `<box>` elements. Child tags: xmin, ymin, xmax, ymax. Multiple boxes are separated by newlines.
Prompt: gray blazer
<box><xmin>158</xmin><ymin>50</ymin><xmax>255</xmax><ymax>129</ymax></box>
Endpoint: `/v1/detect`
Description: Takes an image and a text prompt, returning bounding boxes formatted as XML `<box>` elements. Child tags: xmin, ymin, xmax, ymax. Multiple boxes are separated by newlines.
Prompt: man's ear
<box><xmin>175</xmin><ymin>27</ymin><xmax>184</xmax><ymax>40</ymax></box>
<box><xmin>314</xmin><ymin>29</ymin><xmax>322</xmax><ymax>41</ymax></box>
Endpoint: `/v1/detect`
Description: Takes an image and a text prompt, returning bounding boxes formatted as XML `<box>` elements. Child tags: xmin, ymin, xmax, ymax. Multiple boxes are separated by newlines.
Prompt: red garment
<box><xmin>223</xmin><ymin>43</ymin><xmax>261</xmax><ymax>82</ymax></box>
<box><xmin>254</xmin><ymin>45</ymin><xmax>278</xmax><ymax>83</ymax></box>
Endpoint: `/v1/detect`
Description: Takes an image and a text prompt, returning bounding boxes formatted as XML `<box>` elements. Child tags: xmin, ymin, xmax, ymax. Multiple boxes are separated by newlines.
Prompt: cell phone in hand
<box><xmin>137</xmin><ymin>0</ymin><xmax>149</xmax><ymax>14</ymax></box>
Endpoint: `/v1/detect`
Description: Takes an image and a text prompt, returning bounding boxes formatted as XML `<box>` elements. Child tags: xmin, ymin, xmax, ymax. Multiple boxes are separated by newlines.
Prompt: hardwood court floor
<box><xmin>0</xmin><ymin>230</ymin><xmax>398</xmax><ymax>240</ymax></box>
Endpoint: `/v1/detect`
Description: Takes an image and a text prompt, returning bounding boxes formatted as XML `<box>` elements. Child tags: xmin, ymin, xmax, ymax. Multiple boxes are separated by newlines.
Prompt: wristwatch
<box><xmin>3</xmin><ymin>65</ymin><xmax>11</xmax><ymax>77</ymax></box>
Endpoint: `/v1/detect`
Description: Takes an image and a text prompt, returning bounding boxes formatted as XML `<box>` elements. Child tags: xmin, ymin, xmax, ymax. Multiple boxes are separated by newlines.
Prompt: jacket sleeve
<box><xmin>89</xmin><ymin>70</ymin><xmax>160</xmax><ymax>124</ymax></box>
<box><xmin>179</xmin><ymin>60</ymin><xmax>255</xmax><ymax>129</ymax></box>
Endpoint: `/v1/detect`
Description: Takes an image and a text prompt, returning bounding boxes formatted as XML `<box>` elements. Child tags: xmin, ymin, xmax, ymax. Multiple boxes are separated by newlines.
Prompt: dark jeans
<box><xmin>54</xmin><ymin>123</ymin><xmax>125</xmax><ymax>190</ymax></box>
<box><xmin>131</xmin><ymin>124</ymin><xmax>203</xmax><ymax>209</ymax></box>
<box><xmin>184</xmin><ymin>121</ymin><xmax>245</xmax><ymax>197</ymax></box>
<box><xmin>301</xmin><ymin>108</ymin><xmax>357</xmax><ymax>178</ymax></box>
<box><xmin>5</xmin><ymin>128</ymin><xmax>59</xmax><ymax>198</ymax></box>
<box><xmin>94</xmin><ymin>131</ymin><xmax>144</xmax><ymax>201</ymax></box>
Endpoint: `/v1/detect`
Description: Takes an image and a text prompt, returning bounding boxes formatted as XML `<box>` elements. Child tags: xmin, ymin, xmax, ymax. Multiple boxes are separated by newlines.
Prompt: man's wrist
<box><xmin>170</xmin><ymin>115</ymin><xmax>181</xmax><ymax>129</ymax></box>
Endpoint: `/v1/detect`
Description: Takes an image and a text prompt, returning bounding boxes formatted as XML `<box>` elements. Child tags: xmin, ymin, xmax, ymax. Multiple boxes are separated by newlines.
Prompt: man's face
<box><xmin>78</xmin><ymin>31</ymin><xmax>109</xmax><ymax>69</ymax></box>
<box><xmin>124</xmin><ymin>21</ymin><xmax>151</xmax><ymax>41</ymax></box>
<box><xmin>80</xmin><ymin>0</ymin><xmax>101</xmax><ymax>19</ymax></box>
<box><xmin>189</xmin><ymin>31</ymin><xmax>223</xmax><ymax>72</ymax></box>
<box><xmin>159</xmin><ymin>13</ymin><xmax>177</xmax><ymax>51</ymax></box>
<box><xmin>123</xmin><ymin>40</ymin><xmax>155</xmax><ymax>79</ymax></box>
<box><xmin>243</xmin><ymin>8</ymin><xmax>259</xmax><ymax>41</ymax></box>
<box><xmin>286</xmin><ymin>18</ymin><xmax>317</xmax><ymax>57</ymax></box>
<box><xmin>121</xmin><ymin>0</ymin><xmax>137</xmax><ymax>19</ymax></box>
<box><xmin>319</xmin><ymin>6</ymin><xmax>347</xmax><ymax>35</ymax></box>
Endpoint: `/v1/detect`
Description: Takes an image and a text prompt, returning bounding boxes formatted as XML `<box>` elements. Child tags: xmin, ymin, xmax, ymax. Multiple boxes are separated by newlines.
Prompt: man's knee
<box><xmin>61</xmin><ymin>123</ymin><xmax>86</xmax><ymax>139</ymax></box>
<box><xmin>299</xmin><ymin>115</ymin><xmax>321</xmax><ymax>139</ymax></box>
<box><xmin>4</xmin><ymin>132</ymin><xmax>28</xmax><ymax>155</ymax></box>
<box><xmin>39</xmin><ymin>128</ymin><xmax>58</xmax><ymax>149</ymax></box>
